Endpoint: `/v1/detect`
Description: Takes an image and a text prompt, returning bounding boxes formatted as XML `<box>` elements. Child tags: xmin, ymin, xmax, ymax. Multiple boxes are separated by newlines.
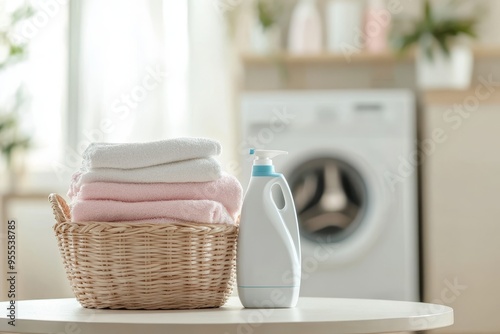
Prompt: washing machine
<box><xmin>240</xmin><ymin>90</ymin><xmax>419</xmax><ymax>301</ymax></box>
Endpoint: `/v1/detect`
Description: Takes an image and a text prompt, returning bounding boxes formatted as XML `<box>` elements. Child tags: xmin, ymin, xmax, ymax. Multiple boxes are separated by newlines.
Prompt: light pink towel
<box><xmin>68</xmin><ymin>173</ymin><xmax>242</xmax><ymax>220</ymax></box>
<box><xmin>71</xmin><ymin>199</ymin><xmax>235</xmax><ymax>225</ymax></box>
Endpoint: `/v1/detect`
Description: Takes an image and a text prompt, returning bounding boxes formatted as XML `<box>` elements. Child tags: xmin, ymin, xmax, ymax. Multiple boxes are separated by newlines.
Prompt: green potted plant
<box><xmin>390</xmin><ymin>0</ymin><xmax>479</xmax><ymax>89</ymax></box>
<box><xmin>250</xmin><ymin>0</ymin><xmax>284</xmax><ymax>54</ymax></box>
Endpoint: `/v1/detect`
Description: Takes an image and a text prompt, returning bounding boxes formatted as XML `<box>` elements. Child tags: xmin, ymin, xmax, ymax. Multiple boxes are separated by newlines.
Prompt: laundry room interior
<box><xmin>1</xmin><ymin>0</ymin><xmax>499</xmax><ymax>333</ymax></box>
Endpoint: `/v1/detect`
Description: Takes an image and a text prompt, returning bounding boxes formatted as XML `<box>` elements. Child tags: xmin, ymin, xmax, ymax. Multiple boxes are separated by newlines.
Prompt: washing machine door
<box><xmin>280</xmin><ymin>148</ymin><xmax>391</xmax><ymax>267</ymax></box>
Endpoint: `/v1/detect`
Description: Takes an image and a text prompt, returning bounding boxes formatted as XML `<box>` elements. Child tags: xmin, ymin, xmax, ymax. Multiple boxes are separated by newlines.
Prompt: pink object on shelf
<box><xmin>288</xmin><ymin>0</ymin><xmax>323</xmax><ymax>54</ymax></box>
<box><xmin>71</xmin><ymin>199</ymin><xmax>235</xmax><ymax>225</ymax></box>
<box><xmin>364</xmin><ymin>0</ymin><xmax>391</xmax><ymax>53</ymax></box>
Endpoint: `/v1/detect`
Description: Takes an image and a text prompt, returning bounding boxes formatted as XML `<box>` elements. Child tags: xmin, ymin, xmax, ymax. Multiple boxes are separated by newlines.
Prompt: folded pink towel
<box><xmin>71</xmin><ymin>199</ymin><xmax>235</xmax><ymax>225</ymax></box>
<box><xmin>68</xmin><ymin>172</ymin><xmax>242</xmax><ymax>220</ymax></box>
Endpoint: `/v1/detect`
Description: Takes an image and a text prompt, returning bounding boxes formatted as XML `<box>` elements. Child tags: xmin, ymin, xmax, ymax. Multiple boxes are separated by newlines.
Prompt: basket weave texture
<box><xmin>48</xmin><ymin>193</ymin><xmax>238</xmax><ymax>310</ymax></box>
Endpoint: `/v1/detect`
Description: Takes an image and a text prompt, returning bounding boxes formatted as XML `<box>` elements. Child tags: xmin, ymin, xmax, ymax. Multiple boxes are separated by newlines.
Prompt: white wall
<box><xmin>2</xmin><ymin>199</ymin><xmax>73</xmax><ymax>300</ymax></box>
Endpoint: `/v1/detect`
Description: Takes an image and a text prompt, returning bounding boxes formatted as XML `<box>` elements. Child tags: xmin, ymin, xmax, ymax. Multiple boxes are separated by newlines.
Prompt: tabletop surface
<box><xmin>0</xmin><ymin>297</ymin><xmax>453</xmax><ymax>334</ymax></box>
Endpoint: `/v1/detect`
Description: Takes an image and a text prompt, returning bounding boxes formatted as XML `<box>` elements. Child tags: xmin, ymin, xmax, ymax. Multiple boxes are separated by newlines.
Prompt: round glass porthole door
<box><xmin>287</xmin><ymin>157</ymin><xmax>368</xmax><ymax>244</ymax></box>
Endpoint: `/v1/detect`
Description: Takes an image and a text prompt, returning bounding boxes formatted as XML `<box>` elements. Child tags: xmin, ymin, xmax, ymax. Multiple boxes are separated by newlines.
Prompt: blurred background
<box><xmin>1</xmin><ymin>0</ymin><xmax>500</xmax><ymax>333</ymax></box>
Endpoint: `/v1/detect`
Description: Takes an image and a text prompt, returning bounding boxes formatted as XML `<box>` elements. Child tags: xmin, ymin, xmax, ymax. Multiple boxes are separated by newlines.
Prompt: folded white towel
<box><xmin>71</xmin><ymin>158</ymin><xmax>222</xmax><ymax>192</ymax></box>
<box><xmin>82</xmin><ymin>137</ymin><xmax>221</xmax><ymax>169</ymax></box>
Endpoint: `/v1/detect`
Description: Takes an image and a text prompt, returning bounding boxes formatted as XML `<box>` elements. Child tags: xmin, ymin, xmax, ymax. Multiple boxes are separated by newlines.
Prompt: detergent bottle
<box><xmin>237</xmin><ymin>149</ymin><xmax>301</xmax><ymax>308</ymax></box>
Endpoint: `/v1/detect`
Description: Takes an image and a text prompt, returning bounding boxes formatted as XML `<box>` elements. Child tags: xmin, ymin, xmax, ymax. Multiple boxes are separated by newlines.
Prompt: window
<box><xmin>0</xmin><ymin>0</ymin><xmax>67</xmax><ymax>178</ymax></box>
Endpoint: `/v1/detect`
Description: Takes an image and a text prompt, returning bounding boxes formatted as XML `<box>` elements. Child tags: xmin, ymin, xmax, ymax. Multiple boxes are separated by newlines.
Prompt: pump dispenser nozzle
<box><xmin>250</xmin><ymin>149</ymin><xmax>288</xmax><ymax>165</ymax></box>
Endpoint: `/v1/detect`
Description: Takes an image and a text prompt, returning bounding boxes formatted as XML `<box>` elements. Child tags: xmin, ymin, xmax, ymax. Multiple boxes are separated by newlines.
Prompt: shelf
<box><xmin>422</xmin><ymin>89</ymin><xmax>500</xmax><ymax>104</ymax></box>
<box><xmin>241</xmin><ymin>51</ymin><xmax>412</xmax><ymax>64</ymax></box>
<box><xmin>241</xmin><ymin>45</ymin><xmax>500</xmax><ymax>65</ymax></box>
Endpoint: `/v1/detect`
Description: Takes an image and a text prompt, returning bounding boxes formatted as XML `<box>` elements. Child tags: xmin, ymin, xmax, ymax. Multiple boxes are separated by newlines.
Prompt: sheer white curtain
<box><xmin>0</xmin><ymin>0</ymin><xmax>68</xmax><ymax>190</ymax></box>
<box><xmin>76</xmin><ymin>0</ymin><xmax>189</xmax><ymax>145</ymax></box>
<box><xmin>188</xmin><ymin>0</ymin><xmax>239</xmax><ymax>173</ymax></box>
<box><xmin>72</xmin><ymin>0</ymin><xmax>237</xmax><ymax>174</ymax></box>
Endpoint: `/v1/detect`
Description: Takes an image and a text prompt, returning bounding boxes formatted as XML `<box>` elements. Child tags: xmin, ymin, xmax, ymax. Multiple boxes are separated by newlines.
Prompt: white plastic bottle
<box><xmin>237</xmin><ymin>149</ymin><xmax>301</xmax><ymax>308</ymax></box>
<box><xmin>288</xmin><ymin>0</ymin><xmax>323</xmax><ymax>54</ymax></box>
<box><xmin>326</xmin><ymin>0</ymin><xmax>364</xmax><ymax>52</ymax></box>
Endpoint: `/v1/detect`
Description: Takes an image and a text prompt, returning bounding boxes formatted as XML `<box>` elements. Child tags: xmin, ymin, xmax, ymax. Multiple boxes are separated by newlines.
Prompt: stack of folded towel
<box><xmin>67</xmin><ymin>138</ymin><xmax>242</xmax><ymax>225</ymax></box>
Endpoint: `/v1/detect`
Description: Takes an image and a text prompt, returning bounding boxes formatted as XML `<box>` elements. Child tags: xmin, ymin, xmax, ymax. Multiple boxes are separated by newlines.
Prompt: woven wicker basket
<box><xmin>48</xmin><ymin>193</ymin><xmax>238</xmax><ymax>310</ymax></box>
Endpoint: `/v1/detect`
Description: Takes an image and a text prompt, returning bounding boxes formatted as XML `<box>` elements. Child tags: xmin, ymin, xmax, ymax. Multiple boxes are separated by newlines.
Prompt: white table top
<box><xmin>0</xmin><ymin>297</ymin><xmax>453</xmax><ymax>334</ymax></box>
